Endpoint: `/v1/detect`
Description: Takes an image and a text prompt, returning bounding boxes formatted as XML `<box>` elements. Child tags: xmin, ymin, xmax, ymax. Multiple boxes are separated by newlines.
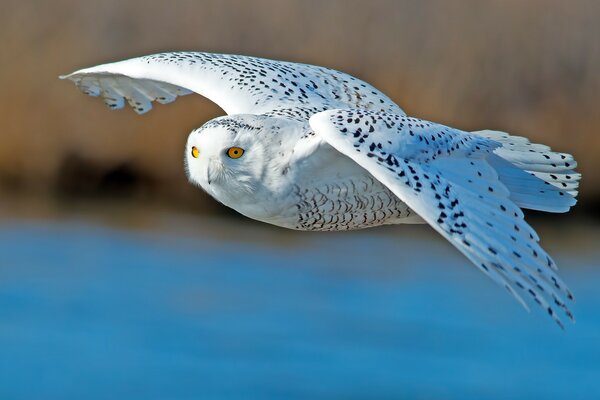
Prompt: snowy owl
<box><xmin>61</xmin><ymin>52</ymin><xmax>580</xmax><ymax>328</ymax></box>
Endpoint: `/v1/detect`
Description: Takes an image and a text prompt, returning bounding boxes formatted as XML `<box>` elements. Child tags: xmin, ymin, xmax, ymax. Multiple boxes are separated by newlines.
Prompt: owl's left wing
<box><xmin>309</xmin><ymin>109</ymin><xmax>574</xmax><ymax>328</ymax></box>
<box><xmin>61</xmin><ymin>52</ymin><xmax>404</xmax><ymax>117</ymax></box>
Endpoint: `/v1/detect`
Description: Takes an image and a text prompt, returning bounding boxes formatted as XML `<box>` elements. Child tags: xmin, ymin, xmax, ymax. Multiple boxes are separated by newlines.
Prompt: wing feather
<box><xmin>61</xmin><ymin>52</ymin><xmax>404</xmax><ymax>117</ymax></box>
<box><xmin>310</xmin><ymin>109</ymin><xmax>575</xmax><ymax>328</ymax></box>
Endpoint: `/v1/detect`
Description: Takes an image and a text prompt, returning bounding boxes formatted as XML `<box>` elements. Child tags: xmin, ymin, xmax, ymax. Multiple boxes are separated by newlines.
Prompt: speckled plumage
<box><xmin>62</xmin><ymin>52</ymin><xmax>581</xmax><ymax>328</ymax></box>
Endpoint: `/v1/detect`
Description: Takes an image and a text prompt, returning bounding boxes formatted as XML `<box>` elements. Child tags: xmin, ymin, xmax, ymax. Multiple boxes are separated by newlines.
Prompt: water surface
<box><xmin>0</xmin><ymin>207</ymin><xmax>599</xmax><ymax>399</ymax></box>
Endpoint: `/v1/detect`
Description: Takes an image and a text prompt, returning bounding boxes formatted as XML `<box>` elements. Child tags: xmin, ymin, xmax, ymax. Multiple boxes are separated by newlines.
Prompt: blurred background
<box><xmin>1</xmin><ymin>0</ymin><xmax>600</xmax><ymax>399</ymax></box>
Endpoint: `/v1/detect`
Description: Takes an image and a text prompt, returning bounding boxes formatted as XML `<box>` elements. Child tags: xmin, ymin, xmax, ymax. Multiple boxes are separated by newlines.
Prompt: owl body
<box><xmin>185</xmin><ymin>114</ymin><xmax>418</xmax><ymax>231</ymax></box>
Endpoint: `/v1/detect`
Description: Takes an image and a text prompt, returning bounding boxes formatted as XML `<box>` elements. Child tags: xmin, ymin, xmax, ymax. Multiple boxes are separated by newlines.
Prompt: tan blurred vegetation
<box><xmin>1</xmin><ymin>0</ymin><xmax>599</xmax><ymax>213</ymax></box>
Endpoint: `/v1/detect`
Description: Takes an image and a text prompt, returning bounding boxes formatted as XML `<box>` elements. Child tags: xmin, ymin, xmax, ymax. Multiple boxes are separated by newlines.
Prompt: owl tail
<box><xmin>472</xmin><ymin>130</ymin><xmax>580</xmax><ymax>213</ymax></box>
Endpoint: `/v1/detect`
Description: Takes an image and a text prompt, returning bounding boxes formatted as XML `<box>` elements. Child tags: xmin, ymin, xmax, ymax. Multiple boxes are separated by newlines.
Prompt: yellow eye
<box><xmin>191</xmin><ymin>146</ymin><xmax>199</xmax><ymax>158</ymax></box>
<box><xmin>226</xmin><ymin>147</ymin><xmax>245</xmax><ymax>159</ymax></box>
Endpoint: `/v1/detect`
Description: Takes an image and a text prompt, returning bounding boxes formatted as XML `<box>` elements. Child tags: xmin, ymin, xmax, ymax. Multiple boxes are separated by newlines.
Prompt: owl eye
<box><xmin>226</xmin><ymin>147</ymin><xmax>245</xmax><ymax>159</ymax></box>
<box><xmin>191</xmin><ymin>146</ymin><xmax>199</xmax><ymax>158</ymax></box>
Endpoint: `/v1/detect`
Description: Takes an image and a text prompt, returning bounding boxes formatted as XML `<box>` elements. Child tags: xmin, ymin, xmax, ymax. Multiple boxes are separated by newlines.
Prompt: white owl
<box><xmin>62</xmin><ymin>52</ymin><xmax>580</xmax><ymax>328</ymax></box>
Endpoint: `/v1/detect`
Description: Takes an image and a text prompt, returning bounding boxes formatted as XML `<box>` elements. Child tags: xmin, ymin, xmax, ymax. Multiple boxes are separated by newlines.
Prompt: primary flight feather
<box><xmin>61</xmin><ymin>52</ymin><xmax>580</xmax><ymax>328</ymax></box>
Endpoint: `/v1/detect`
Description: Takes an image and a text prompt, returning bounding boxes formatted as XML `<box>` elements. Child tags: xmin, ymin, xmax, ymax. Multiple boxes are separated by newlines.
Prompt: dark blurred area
<box><xmin>1</xmin><ymin>0</ymin><xmax>599</xmax><ymax>215</ymax></box>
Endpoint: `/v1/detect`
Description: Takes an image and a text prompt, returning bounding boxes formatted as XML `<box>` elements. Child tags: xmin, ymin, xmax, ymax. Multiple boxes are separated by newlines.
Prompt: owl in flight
<box><xmin>62</xmin><ymin>52</ymin><xmax>580</xmax><ymax>328</ymax></box>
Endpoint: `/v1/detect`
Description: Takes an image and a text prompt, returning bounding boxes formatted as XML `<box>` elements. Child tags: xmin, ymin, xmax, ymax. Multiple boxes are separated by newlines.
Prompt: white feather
<box><xmin>311</xmin><ymin>109</ymin><xmax>575</xmax><ymax>328</ymax></box>
<box><xmin>61</xmin><ymin>52</ymin><xmax>404</xmax><ymax>117</ymax></box>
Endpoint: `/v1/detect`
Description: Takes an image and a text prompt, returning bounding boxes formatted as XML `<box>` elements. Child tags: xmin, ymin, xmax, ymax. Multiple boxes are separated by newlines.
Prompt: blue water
<box><xmin>0</xmin><ymin>216</ymin><xmax>599</xmax><ymax>399</ymax></box>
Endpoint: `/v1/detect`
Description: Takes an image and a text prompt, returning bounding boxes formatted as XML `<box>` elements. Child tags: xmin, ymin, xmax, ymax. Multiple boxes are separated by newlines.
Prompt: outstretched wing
<box><xmin>61</xmin><ymin>52</ymin><xmax>404</xmax><ymax>118</ymax></box>
<box><xmin>310</xmin><ymin>109</ymin><xmax>575</xmax><ymax>328</ymax></box>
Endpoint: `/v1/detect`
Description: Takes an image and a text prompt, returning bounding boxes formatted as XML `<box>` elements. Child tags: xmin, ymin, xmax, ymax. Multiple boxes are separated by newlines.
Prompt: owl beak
<box><xmin>207</xmin><ymin>159</ymin><xmax>220</xmax><ymax>185</ymax></box>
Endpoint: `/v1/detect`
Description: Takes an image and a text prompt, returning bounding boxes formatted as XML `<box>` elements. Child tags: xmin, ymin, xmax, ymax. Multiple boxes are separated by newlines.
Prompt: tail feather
<box><xmin>472</xmin><ymin>130</ymin><xmax>580</xmax><ymax>213</ymax></box>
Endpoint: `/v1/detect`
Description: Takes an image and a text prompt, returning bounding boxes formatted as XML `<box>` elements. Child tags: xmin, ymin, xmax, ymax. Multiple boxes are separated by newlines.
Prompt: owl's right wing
<box><xmin>61</xmin><ymin>52</ymin><xmax>404</xmax><ymax>118</ymax></box>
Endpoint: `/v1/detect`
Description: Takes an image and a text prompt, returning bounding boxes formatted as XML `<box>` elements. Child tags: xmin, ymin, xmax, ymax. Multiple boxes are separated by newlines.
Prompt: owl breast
<box><xmin>275</xmin><ymin>175</ymin><xmax>422</xmax><ymax>231</ymax></box>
